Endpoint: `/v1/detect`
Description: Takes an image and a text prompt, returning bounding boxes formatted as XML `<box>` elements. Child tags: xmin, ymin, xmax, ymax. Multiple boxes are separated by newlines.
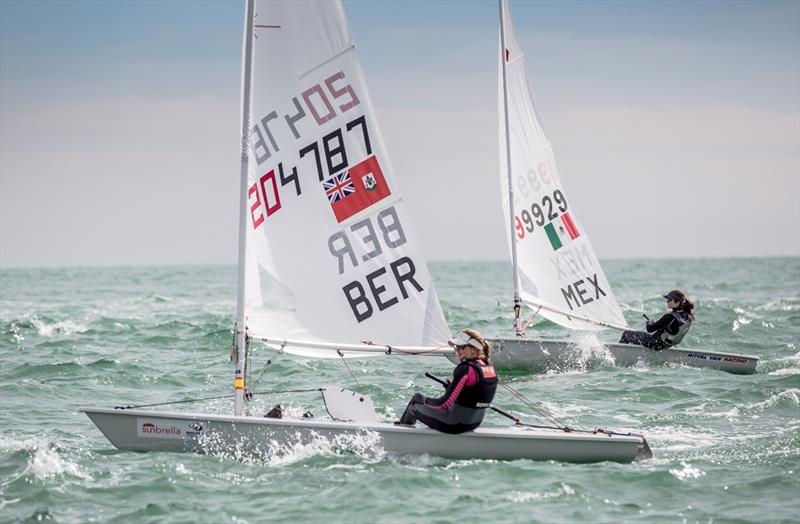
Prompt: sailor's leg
<box><xmin>644</xmin><ymin>335</ymin><xmax>667</xmax><ymax>350</ymax></box>
<box><xmin>398</xmin><ymin>393</ymin><xmax>426</xmax><ymax>425</ymax></box>
<box><xmin>415</xmin><ymin>404</ymin><xmax>484</xmax><ymax>435</ymax></box>
<box><xmin>620</xmin><ymin>330</ymin><xmax>661</xmax><ymax>348</ymax></box>
<box><xmin>620</xmin><ymin>330</ymin><xmax>645</xmax><ymax>345</ymax></box>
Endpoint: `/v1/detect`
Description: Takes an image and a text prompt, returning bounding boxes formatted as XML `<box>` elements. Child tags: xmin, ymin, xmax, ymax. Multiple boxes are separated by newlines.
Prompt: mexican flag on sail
<box><xmin>498</xmin><ymin>0</ymin><xmax>627</xmax><ymax>331</ymax></box>
<box><xmin>544</xmin><ymin>212</ymin><xmax>580</xmax><ymax>251</ymax></box>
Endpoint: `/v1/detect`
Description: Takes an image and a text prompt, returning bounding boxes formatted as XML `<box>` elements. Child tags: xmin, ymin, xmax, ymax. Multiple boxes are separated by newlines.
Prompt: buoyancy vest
<box><xmin>455</xmin><ymin>359</ymin><xmax>498</xmax><ymax>409</ymax></box>
<box><xmin>659</xmin><ymin>310</ymin><xmax>692</xmax><ymax>346</ymax></box>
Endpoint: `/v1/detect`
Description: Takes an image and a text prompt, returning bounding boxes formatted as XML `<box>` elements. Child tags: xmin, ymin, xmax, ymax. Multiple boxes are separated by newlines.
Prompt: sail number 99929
<box><xmin>515</xmin><ymin>190</ymin><xmax>568</xmax><ymax>240</ymax></box>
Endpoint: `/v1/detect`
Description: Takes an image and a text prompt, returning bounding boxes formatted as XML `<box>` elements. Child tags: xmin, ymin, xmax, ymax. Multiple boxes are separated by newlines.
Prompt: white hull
<box><xmin>81</xmin><ymin>408</ymin><xmax>649</xmax><ymax>463</ymax></box>
<box><xmin>483</xmin><ymin>338</ymin><xmax>758</xmax><ymax>375</ymax></box>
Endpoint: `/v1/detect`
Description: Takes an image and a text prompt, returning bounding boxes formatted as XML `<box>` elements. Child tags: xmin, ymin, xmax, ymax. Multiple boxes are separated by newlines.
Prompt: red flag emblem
<box><xmin>324</xmin><ymin>155</ymin><xmax>391</xmax><ymax>223</ymax></box>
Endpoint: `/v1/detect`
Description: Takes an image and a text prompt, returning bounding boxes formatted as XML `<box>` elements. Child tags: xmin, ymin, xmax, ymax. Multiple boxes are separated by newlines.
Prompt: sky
<box><xmin>1</xmin><ymin>0</ymin><xmax>798</xmax><ymax>268</ymax></box>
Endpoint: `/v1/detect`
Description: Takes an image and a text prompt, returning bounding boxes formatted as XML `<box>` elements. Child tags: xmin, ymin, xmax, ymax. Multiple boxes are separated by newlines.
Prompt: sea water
<box><xmin>1</xmin><ymin>258</ymin><xmax>798</xmax><ymax>523</ymax></box>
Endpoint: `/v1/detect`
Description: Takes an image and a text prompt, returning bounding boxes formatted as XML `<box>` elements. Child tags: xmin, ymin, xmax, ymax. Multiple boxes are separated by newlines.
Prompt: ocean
<box><xmin>1</xmin><ymin>258</ymin><xmax>798</xmax><ymax>523</ymax></box>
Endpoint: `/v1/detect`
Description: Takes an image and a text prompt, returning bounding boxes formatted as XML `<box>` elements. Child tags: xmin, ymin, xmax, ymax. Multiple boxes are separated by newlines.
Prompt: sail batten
<box><xmin>299</xmin><ymin>43</ymin><xmax>356</xmax><ymax>78</ymax></box>
<box><xmin>498</xmin><ymin>0</ymin><xmax>628</xmax><ymax>331</ymax></box>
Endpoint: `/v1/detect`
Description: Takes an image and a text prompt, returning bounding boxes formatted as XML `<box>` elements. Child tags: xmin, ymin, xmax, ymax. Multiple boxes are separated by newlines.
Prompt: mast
<box><xmin>499</xmin><ymin>0</ymin><xmax>523</xmax><ymax>336</ymax></box>
<box><xmin>234</xmin><ymin>0</ymin><xmax>255</xmax><ymax>416</ymax></box>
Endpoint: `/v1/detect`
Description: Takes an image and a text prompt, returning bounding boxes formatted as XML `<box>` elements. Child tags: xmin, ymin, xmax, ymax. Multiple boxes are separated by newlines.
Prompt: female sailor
<box><xmin>397</xmin><ymin>329</ymin><xmax>497</xmax><ymax>434</ymax></box>
<box><xmin>619</xmin><ymin>289</ymin><xmax>695</xmax><ymax>350</ymax></box>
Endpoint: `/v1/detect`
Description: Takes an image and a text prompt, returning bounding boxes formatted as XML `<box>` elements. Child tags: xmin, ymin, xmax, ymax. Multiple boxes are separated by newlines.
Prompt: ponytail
<box><xmin>668</xmin><ymin>289</ymin><xmax>696</xmax><ymax>321</ymax></box>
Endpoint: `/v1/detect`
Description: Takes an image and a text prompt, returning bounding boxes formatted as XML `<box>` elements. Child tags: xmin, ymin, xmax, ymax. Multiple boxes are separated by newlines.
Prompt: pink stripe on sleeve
<box><xmin>435</xmin><ymin>367</ymin><xmax>478</xmax><ymax>410</ymax></box>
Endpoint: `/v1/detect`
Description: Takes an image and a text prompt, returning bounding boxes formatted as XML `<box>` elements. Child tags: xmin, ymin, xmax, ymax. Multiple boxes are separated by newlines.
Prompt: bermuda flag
<box><xmin>323</xmin><ymin>155</ymin><xmax>391</xmax><ymax>223</ymax></box>
<box><xmin>544</xmin><ymin>212</ymin><xmax>580</xmax><ymax>251</ymax></box>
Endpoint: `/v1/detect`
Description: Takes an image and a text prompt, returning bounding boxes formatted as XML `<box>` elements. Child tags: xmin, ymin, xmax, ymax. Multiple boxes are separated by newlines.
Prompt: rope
<box><xmin>499</xmin><ymin>381</ymin><xmax>571</xmax><ymax>431</ymax></box>
<box><xmin>519</xmin><ymin>305</ymin><xmax>542</xmax><ymax>336</ymax></box>
<box><xmin>423</xmin><ymin>372</ymin><xmax>571</xmax><ymax>432</ymax></box>
<box><xmin>388</xmin><ymin>345</ymin><xmax>449</xmax><ymax>356</ymax></box>
<box><xmin>247</xmin><ymin>344</ymin><xmax>284</xmax><ymax>393</ymax></box>
<box><xmin>337</xmin><ymin>349</ymin><xmax>362</xmax><ymax>390</ymax></box>
<box><xmin>113</xmin><ymin>388</ymin><xmax>322</xmax><ymax>410</ymax></box>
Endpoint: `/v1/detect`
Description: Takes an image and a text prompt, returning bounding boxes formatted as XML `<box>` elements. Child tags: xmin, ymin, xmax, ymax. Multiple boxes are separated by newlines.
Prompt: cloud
<box><xmin>1</xmin><ymin>95</ymin><xmax>240</xmax><ymax>267</ymax></box>
<box><xmin>1</xmin><ymin>3</ymin><xmax>798</xmax><ymax>267</ymax></box>
<box><xmin>379</xmin><ymin>101</ymin><xmax>799</xmax><ymax>260</ymax></box>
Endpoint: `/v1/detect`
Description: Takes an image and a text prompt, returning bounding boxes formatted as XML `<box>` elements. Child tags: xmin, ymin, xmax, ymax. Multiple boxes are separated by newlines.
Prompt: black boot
<box><xmin>264</xmin><ymin>404</ymin><xmax>283</xmax><ymax>419</ymax></box>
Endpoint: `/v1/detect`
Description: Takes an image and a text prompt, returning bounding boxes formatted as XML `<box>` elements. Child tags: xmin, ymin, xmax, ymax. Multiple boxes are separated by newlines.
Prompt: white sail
<box><xmin>498</xmin><ymin>0</ymin><xmax>628</xmax><ymax>331</ymax></box>
<box><xmin>241</xmin><ymin>0</ymin><xmax>450</xmax><ymax>356</ymax></box>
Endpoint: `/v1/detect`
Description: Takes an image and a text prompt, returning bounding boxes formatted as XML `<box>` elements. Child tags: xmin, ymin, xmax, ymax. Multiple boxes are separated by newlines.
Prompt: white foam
<box><xmin>669</xmin><ymin>461</ymin><xmax>706</xmax><ymax>481</ymax></box>
<box><xmin>738</xmin><ymin>389</ymin><xmax>800</xmax><ymax>414</ymax></box>
<box><xmin>31</xmin><ymin>444</ymin><xmax>90</xmax><ymax>480</ymax></box>
<box><xmin>31</xmin><ymin>316</ymin><xmax>88</xmax><ymax>337</ymax></box>
<box><xmin>767</xmin><ymin>354</ymin><xmax>800</xmax><ymax>376</ymax></box>
<box><xmin>768</xmin><ymin>368</ymin><xmax>800</xmax><ymax>376</ymax></box>
<box><xmin>0</xmin><ymin>436</ymin><xmax>91</xmax><ymax>481</ymax></box>
<box><xmin>570</xmin><ymin>332</ymin><xmax>617</xmax><ymax>368</ymax></box>
<box><xmin>644</xmin><ymin>427</ymin><xmax>718</xmax><ymax>452</ymax></box>
<box><xmin>504</xmin><ymin>482</ymin><xmax>576</xmax><ymax>502</ymax></box>
<box><xmin>197</xmin><ymin>428</ymin><xmax>385</xmax><ymax>467</ymax></box>
<box><xmin>755</xmin><ymin>298</ymin><xmax>799</xmax><ymax>312</ymax></box>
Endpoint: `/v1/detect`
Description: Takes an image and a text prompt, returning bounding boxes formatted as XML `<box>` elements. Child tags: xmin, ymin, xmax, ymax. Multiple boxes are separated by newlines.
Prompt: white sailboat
<box><xmin>486</xmin><ymin>0</ymin><xmax>757</xmax><ymax>375</ymax></box>
<box><xmin>82</xmin><ymin>0</ymin><xmax>652</xmax><ymax>463</ymax></box>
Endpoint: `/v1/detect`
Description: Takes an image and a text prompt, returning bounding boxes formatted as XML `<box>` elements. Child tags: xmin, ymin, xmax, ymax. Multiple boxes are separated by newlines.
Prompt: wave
<box><xmin>0</xmin><ymin>436</ymin><xmax>91</xmax><ymax>481</ymax></box>
<box><xmin>729</xmin><ymin>388</ymin><xmax>800</xmax><ymax>416</ymax></box>
<box><xmin>6</xmin><ymin>358</ymin><xmax>120</xmax><ymax>381</ymax></box>
<box><xmin>3</xmin><ymin>315</ymin><xmax>89</xmax><ymax>340</ymax></box>
<box><xmin>196</xmin><ymin>428</ymin><xmax>385</xmax><ymax>467</ymax></box>
<box><xmin>760</xmin><ymin>352</ymin><xmax>800</xmax><ymax>375</ymax></box>
<box><xmin>754</xmin><ymin>297</ymin><xmax>800</xmax><ymax>312</ymax></box>
<box><xmin>503</xmin><ymin>482</ymin><xmax>577</xmax><ymax>502</ymax></box>
<box><xmin>668</xmin><ymin>461</ymin><xmax>706</xmax><ymax>481</ymax></box>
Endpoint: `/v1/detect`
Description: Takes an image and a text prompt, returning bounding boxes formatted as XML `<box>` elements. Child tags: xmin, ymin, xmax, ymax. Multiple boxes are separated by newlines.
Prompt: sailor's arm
<box><xmin>646</xmin><ymin>313</ymin><xmax>672</xmax><ymax>333</ymax></box>
<box><xmin>426</xmin><ymin>365</ymin><xmax>470</xmax><ymax>407</ymax></box>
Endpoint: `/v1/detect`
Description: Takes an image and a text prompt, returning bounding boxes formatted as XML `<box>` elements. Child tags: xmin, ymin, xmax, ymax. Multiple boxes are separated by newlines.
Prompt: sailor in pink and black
<box><xmin>397</xmin><ymin>330</ymin><xmax>498</xmax><ymax>434</ymax></box>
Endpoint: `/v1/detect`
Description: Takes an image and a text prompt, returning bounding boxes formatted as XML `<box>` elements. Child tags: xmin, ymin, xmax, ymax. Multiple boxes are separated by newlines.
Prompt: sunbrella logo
<box><xmin>137</xmin><ymin>419</ymin><xmax>184</xmax><ymax>439</ymax></box>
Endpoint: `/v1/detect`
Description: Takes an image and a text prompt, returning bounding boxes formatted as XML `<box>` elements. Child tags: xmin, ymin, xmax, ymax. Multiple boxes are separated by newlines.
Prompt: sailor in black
<box><xmin>620</xmin><ymin>290</ymin><xmax>695</xmax><ymax>350</ymax></box>
<box><xmin>397</xmin><ymin>329</ymin><xmax>498</xmax><ymax>434</ymax></box>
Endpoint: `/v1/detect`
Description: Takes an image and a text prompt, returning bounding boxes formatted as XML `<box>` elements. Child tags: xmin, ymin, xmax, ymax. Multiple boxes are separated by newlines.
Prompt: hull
<box><xmin>81</xmin><ymin>408</ymin><xmax>647</xmax><ymax>463</ymax></box>
<box><xmin>484</xmin><ymin>338</ymin><xmax>758</xmax><ymax>375</ymax></box>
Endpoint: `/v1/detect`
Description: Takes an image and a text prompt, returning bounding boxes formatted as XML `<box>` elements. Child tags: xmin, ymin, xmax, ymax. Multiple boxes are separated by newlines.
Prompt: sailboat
<box><xmin>485</xmin><ymin>0</ymin><xmax>757</xmax><ymax>375</ymax></box>
<box><xmin>82</xmin><ymin>0</ymin><xmax>652</xmax><ymax>463</ymax></box>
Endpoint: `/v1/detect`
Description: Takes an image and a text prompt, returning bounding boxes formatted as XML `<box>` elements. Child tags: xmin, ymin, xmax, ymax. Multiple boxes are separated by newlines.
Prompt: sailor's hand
<box><xmin>645</xmin><ymin>321</ymin><xmax>653</xmax><ymax>330</ymax></box>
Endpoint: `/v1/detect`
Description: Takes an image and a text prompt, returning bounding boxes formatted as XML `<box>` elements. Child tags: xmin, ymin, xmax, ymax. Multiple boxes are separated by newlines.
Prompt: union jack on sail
<box><xmin>323</xmin><ymin>171</ymin><xmax>356</xmax><ymax>204</ymax></box>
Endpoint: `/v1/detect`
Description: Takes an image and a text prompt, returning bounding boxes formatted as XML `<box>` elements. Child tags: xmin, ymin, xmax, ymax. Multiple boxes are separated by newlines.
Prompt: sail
<box><xmin>498</xmin><ymin>0</ymin><xmax>628</xmax><ymax>331</ymax></box>
<box><xmin>241</xmin><ymin>0</ymin><xmax>451</xmax><ymax>356</ymax></box>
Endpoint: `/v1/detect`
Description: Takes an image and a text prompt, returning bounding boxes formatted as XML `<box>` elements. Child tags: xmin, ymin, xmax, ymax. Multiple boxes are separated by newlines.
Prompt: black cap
<box><xmin>663</xmin><ymin>291</ymin><xmax>681</xmax><ymax>302</ymax></box>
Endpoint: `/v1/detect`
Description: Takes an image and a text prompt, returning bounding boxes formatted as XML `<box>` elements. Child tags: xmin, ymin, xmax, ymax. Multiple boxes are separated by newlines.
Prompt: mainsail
<box><xmin>238</xmin><ymin>0</ymin><xmax>450</xmax><ymax>357</ymax></box>
<box><xmin>498</xmin><ymin>0</ymin><xmax>628</xmax><ymax>331</ymax></box>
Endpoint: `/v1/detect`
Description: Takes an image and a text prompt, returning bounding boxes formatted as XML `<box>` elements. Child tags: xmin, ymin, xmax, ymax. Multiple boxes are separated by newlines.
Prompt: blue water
<box><xmin>1</xmin><ymin>258</ymin><xmax>798</xmax><ymax>523</ymax></box>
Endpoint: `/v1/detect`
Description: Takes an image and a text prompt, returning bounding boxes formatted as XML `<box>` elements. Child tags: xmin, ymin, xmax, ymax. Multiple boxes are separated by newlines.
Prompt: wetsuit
<box><xmin>619</xmin><ymin>310</ymin><xmax>692</xmax><ymax>350</ymax></box>
<box><xmin>398</xmin><ymin>359</ymin><xmax>498</xmax><ymax>434</ymax></box>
